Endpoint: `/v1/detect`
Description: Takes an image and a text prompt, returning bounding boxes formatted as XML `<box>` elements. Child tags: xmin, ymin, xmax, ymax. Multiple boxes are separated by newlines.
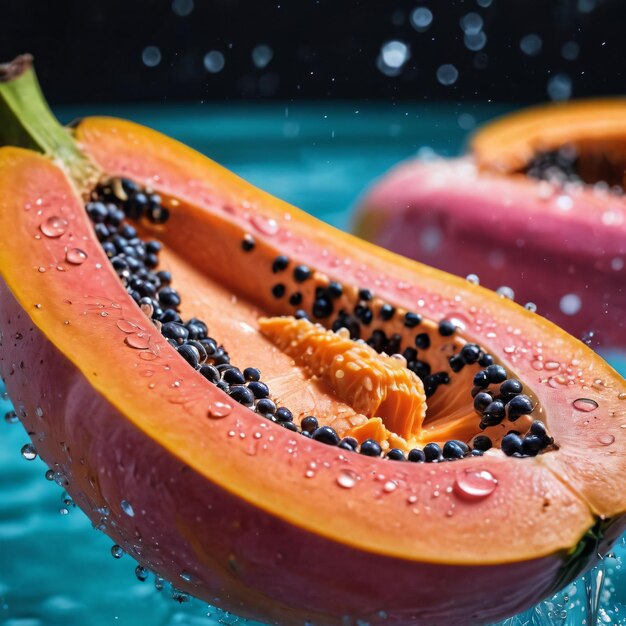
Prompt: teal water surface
<box><xmin>1</xmin><ymin>102</ymin><xmax>625</xmax><ymax>626</ymax></box>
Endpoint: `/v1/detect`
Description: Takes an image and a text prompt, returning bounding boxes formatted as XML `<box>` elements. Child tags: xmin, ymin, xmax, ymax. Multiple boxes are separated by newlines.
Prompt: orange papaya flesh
<box><xmin>258</xmin><ymin>317</ymin><xmax>428</xmax><ymax>444</ymax></box>
<box><xmin>472</xmin><ymin>98</ymin><xmax>626</xmax><ymax>180</ymax></box>
<box><xmin>0</xmin><ymin>62</ymin><xmax>625</xmax><ymax>623</ymax></box>
<box><xmin>73</xmin><ymin>116</ymin><xmax>626</xmax><ymax>519</ymax></box>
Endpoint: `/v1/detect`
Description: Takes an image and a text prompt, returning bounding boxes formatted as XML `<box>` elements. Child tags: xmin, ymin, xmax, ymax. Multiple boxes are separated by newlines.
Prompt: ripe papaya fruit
<box><xmin>354</xmin><ymin>100</ymin><xmax>626</xmax><ymax>349</ymax></box>
<box><xmin>0</xmin><ymin>55</ymin><xmax>625</xmax><ymax>625</ymax></box>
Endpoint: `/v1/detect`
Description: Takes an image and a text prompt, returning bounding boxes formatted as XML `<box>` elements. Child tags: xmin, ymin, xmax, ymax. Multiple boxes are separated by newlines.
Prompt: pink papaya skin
<box><xmin>354</xmin><ymin>157</ymin><xmax>626</xmax><ymax>348</ymax></box>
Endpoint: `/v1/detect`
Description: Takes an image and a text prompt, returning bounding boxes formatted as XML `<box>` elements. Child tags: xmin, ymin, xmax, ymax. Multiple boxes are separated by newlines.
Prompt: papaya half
<box><xmin>354</xmin><ymin>100</ymin><xmax>626</xmax><ymax>349</ymax></box>
<box><xmin>0</xmin><ymin>55</ymin><xmax>625</xmax><ymax>626</ymax></box>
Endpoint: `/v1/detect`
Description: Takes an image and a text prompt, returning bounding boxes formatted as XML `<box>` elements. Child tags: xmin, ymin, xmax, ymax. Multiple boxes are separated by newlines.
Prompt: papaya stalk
<box><xmin>0</xmin><ymin>54</ymin><xmax>99</xmax><ymax>191</ymax></box>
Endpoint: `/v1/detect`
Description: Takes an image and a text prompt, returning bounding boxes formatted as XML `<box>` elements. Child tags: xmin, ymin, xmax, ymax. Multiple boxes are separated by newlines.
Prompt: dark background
<box><xmin>2</xmin><ymin>0</ymin><xmax>626</xmax><ymax>104</ymax></box>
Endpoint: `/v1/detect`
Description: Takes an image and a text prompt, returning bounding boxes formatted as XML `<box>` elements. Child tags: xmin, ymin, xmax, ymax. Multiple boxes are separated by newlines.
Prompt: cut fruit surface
<box><xmin>1</xmin><ymin>59</ymin><xmax>625</xmax><ymax>625</ymax></box>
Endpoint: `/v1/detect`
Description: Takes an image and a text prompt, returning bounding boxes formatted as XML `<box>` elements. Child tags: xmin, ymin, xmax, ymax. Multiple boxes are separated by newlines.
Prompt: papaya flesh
<box><xmin>0</xmin><ymin>58</ymin><xmax>625</xmax><ymax>625</ymax></box>
<box><xmin>354</xmin><ymin>100</ymin><xmax>626</xmax><ymax>348</ymax></box>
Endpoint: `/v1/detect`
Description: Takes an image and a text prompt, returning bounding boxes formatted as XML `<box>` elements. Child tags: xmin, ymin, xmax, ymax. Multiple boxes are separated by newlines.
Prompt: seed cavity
<box><xmin>85</xmin><ymin>177</ymin><xmax>556</xmax><ymax>463</ymax></box>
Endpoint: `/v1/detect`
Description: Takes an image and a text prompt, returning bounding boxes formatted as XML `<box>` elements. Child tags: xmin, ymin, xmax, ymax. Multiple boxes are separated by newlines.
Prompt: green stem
<box><xmin>0</xmin><ymin>54</ymin><xmax>99</xmax><ymax>191</ymax></box>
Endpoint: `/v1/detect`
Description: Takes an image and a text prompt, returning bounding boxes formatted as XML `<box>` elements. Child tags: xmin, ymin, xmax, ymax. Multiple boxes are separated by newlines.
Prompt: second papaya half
<box><xmin>355</xmin><ymin>100</ymin><xmax>626</xmax><ymax>349</ymax></box>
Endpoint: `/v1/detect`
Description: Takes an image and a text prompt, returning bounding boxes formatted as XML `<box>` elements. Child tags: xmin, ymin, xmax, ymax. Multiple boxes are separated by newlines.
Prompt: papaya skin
<box><xmin>0</xmin><ymin>106</ymin><xmax>623</xmax><ymax>624</ymax></box>
<box><xmin>354</xmin><ymin>100</ymin><xmax>626</xmax><ymax>349</ymax></box>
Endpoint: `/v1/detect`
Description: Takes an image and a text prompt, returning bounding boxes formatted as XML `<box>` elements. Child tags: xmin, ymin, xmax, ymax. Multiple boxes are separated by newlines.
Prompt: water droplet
<box><xmin>21</xmin><ymin>443</ymin><xmax>37</xmax><ymax>460</ymax></box>
<box><xmin>121</xmin><ymin>500</ymin><xmax>135</xmax><ymax>517</ymax></box>
<box><xmin>524</xmin><ymin>302</ymin><xmax>537</xmax><ymax>313</ymax></box>
<box><xmin>4</xmin><ymin>410</ymin><xmax>18</xmax><ymax>424</ymax></box>
<box><xmin>436</xmin><ymin>63</ymin><xmax>459</xmax><ymax>86</ymax></box>
<box><xmin>377</xmin><ymin>40</ymin><xmax>410</xmax><ymax>77</ymax></box>
<box><xmin>203</xmin><ymin>50</ymin><xmax>225</xmax><ymax>73</ymax></box>
<box><xmin>618</xmin><ymin>392</ymin><xmax>626</xmax><ymax>400</ymax></box>
<box><xmin>135</xmin><ymin>565</ymin><xmax>149</xmax><ymax>581</ymax></box>
<box><xmin>496</xmin><ymin>285</ymin><xmax>515</xmax><ymax>300</ymax></box>
<box><xmin>597</xmin><ymin>433</ymin><xmax>615</xmax><ymax>446</ymax></box>
<box><xmin>171</xmin><ymin>588</ymin><xmax>190</xmax><ymax>603</ymax></box>
<box><xmin>40</xmin><ymin>216</ymin><xmax>68</xmax><ymax>238</ymax></box>
<box><xmin>65</xmin><ymin>248</ymin><xmax>88</xmax><ymax>265</ymax></box>
<box><xmin>142</xmin><ymin>45</ymin><xmax>162</xmax><ymax>67</ymax></box>
<box><xmin>179</xmin><ymin>570</ymin><xmax>197</xmax><ymax>583</ymax></box>
<box><xmin>544</xmin><ymin>361</ymin><xmax>560</xmax><ymax>371</ymax></box>
<box><xmin>336</xmin><ymin>469</ymin><xmax>359</xmax><ymax>489</ymax></box>
<box><xmin>573</xmin><ymin>398</ymin><xmax>599</xmax><ymax>412</ymax></box>
<box><xmin>383</xmin><ymin>480</ymin><xmax>397</xmax><ymax>493</ymax></box>
<box><xmin>125</xmin><ymin>333</ymin><xmax>151</xmax><ymax>350</ymax></box>
<box><xmin>453</xmin><ymin>469</ymin><xmax>498</xmax><ymax>501</ymax></box>
<box><xmin>110</xmin><ymin>544</ymin><xmax>124</xmax><ymax>559</ymax></box>
<box><xmin>154</xmin><ymin>576</ymin><xmax>165</xmax><ymax>591</ymax></box>
<box><xmin>560</xmin><ymin>293</ymin><xmax>582</xmax><ymax>316</ymax></box>
<box><xmin>250</xmin><ymin>214</ymin><xmax>279</xmax><ymax>236</ymax></box>
<box><xmin>465</xmin><ymin>273</ymin><xmax>480</xmax><ymax>285</ymax></box>
<box><xmin>208</xmin><ymin>401</ymin><xmax>233</xmax><ymax>419</ymax></box>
